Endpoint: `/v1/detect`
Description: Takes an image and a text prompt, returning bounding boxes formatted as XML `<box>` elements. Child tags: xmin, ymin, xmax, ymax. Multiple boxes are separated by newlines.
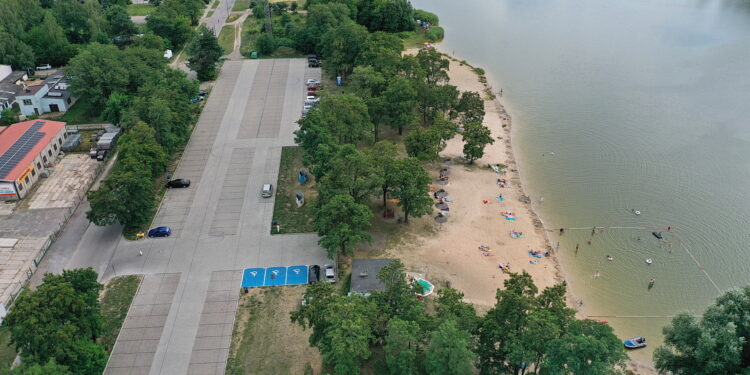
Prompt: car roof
<box><xmin>262</xmin><ymin>183</ymin><xmax>271</xmax><ymax>189</ymax></box>
<box><xmin>155</xmin><ymin>226</ymin><xmax>170</xmax><ymax>230</ymax></box>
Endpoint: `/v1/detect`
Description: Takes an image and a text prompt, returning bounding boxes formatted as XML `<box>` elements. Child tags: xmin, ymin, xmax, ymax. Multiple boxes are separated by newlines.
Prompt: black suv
<box><xmin>166</xmin><ymin>179</ymin><xmax>191</xmax><ymax>188</ymax></box>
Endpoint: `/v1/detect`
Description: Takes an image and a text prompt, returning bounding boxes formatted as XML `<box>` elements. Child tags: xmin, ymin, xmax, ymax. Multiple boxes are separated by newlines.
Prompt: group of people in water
<box><xmin>558</xmin><ymin>225</ymin><xmax>672</xmax><ymax>288</ymax></box>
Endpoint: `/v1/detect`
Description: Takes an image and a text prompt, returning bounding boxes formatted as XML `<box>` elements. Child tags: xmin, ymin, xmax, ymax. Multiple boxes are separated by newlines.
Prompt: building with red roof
<box><xmin>0</xmin><ymin>120</ymin><xmax>67</xmax><ymax>200</ymax></box>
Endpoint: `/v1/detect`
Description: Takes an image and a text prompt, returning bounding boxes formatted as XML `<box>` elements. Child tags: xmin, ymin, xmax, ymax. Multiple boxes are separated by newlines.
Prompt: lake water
<box><xmin>411</xmin><ymin>0</ymin><xmax>750</xmax><ymax>363</ymax></box>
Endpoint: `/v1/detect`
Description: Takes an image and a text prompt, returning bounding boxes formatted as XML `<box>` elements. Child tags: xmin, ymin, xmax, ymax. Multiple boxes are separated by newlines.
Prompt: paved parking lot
<box><xmin>105</xmin><ymin>273</ymin><xmax>180</xmax><ymax>375</ymax></box>
<box><xmin>103</xmin><ymin>59</ymin><xmax>325</xmax><ymax>375</ymax></box>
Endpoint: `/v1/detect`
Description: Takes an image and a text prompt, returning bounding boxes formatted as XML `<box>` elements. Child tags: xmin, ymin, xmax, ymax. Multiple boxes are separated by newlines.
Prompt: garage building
<box><xmin>0</xmin><ymin>120</ymin><xmax>67</xmax><ymax>200</ymax></box>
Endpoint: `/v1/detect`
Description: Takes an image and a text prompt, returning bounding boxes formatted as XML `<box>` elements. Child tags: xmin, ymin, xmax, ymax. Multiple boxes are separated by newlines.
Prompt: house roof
<box><xmin>0</xmin><ymin>120</ymin><xmax>66</xmax><ymax>181</ymax></box>
<box><xmin>351</xmin><ymin>258</ymin><xmax>399</xmax><ymax>295</ymax></box>
<box><xmin>18</xmin><ymin>85</ymin><xmax>45</xmax><ymax>97</ymax></box>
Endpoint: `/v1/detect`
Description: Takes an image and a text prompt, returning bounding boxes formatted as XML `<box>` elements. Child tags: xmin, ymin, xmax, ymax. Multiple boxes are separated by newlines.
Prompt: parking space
<box><xmin>209</xmin><ymin>148</ymin><xmax>254</xmax><ymax>236</ymax></box>
<box><xmin>105</xmin><ymin>273</ymin><xmax>180</xmax><ymax>375</ymax></box>
<box><xmin>187</xmin><ymin>270</ymin><xmax>241</xmax><ymax>375</ymax></box>
<box><xmin>27</xmin><ymin>154</ymin><xmax>100</xmax><ymax>210</ymax></box>
<box><xmin>241</xmin><ymin>265</ymin><xmax>309</xmax><ymax>288</ymax></box>
<box><xmin>237</xmin><ymin>60</ymin><xmax>289</xmax><ymax>140</ymax></box>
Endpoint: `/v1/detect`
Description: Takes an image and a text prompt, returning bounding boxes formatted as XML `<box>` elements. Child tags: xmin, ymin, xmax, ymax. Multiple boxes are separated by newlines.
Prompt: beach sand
<box><xmin>387</xmin><ymin>48</ymin><xmax>658</xmax><ymax>374</ymax></box>
<box><xmin>387</xmin><ymin>49</ymin><xmax>562</xmax><ymax>308</ymax></box>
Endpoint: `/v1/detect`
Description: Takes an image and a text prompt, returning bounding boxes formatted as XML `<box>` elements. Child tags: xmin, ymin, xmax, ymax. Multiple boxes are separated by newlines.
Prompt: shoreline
<box><xmin>442</xmin><ymin>50</ymin><xmax>569</xmax><ymax>291</ymax></box>
<box><xmin>423</xmin><ymin>46</ymin><xmax>658</xmax><ymax>374</ymax></box>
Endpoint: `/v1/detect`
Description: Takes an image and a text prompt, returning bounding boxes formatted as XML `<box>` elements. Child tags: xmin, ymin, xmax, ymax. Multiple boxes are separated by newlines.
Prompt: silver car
<box><xmin>261</xmin><ymin>184</ymin><xmax>273</xmax><ymax>198</ymax></box>
<box><xmin>324</xmin><ymin>264</ymin><xmax>336</xmax><ymax>283</ymax></box>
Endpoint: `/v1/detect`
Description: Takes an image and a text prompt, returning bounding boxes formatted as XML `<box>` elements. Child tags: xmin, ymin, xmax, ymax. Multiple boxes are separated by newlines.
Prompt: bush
<box><xmin>426</xmin><ymin>26</ymin><xmax>444</xmax><ymax>42</ymax></box>
<box><xmin>275</xmin><ymin>37</ymin><xmax>294</xmax><ymax>49</ymax></box>
<box><xmin>414</xmin><ymin>9</ymin><xmax>439</xmax><ymax>25</ymax></box>
<box><xmin>255</xmin><ymin>33</ymin><xmax>275</xmax><ymax>54</ymax></box>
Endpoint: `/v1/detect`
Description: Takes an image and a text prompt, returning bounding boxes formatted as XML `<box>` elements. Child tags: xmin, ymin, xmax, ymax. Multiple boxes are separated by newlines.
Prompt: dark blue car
<box><xmin>147</xmin><ymin>226</ymin><xmax>171</xmax><ymax>238</ymax></box>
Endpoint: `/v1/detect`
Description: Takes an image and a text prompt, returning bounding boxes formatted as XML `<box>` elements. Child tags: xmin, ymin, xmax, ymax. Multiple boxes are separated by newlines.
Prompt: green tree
<box><xmin>300</xmin><ymin>94</ymin><xmax>373</xmax><ymax>145</ymax></box>
<box><xmin>187</xmin><ymin>26</ymin><xmax>223</xmax><ymax>81</ymax></box>
<box><xmin>543</xmin><ymin>319</ymin><xmax>626</xmax><ymax>375</ymax></box>
<box><xmin>357</xmin><ymin>0</ymin><xmax>413</xmax><ymax>32</ymax></box>
<box><xmin>435</xmin><ymin>288</ymin><xmax>479</xmax><ymax>333</ymax></box>
<box><xmin>292</xmin><ymin>285</ymin><xmax>376</xmax><ymax>375</ymax></box>
<box><xmin>404</xmin><ymin>126</ymin><xmax>443</xmax><ymax>162</ymax></box>
<box><xmin>425</xmin><ymin>320</ymin><xmax>477</xmax><ymax>375</ymax></box>
<box><xmin>102</xmin><ymin>92</ymin><xmax>131</xmax><ymax>125</ymax></box>
<box><xmin>379</xmin><ymin>77</ymin><xmax>417</xmax><ymax>135</ymax></box>
<box><xmin>0</xmin><ymin>31</ymin><xmax>35</xmax><ymax>69</ymax></box>
<box><xmin>294</xmin><ymin>119</ymin><xmax>340</xmax><ymax>179</ymax></box>
<box><xmin>53</xmin><ymin>0</ymin><xmax>108</xmax><ymax>44</ymax></box>
<box><xmin>9</xmin><ymin>359</ymin><xmax>72</xmax><ymax>375</ymax></box>
<box><xmin>366</xmin><ymin>141</ymin><xmax>397</xmax><ymax>208</ymax></box>
<box><xmin>106</xmin><ymin>5</ymin><xmax>138</xmax><ymax>42</ymax></box>
<box><xmin>3</xmin><ymin>269</ymin><xmax>107</xmax><ymax>374</ymax></box>
<box><xmin>319</xmin><ymin>145</ymin><xmax>381</xmax><ymax>204</ymax></box>
<box><xmin>23</xmin><ymin>13</ymin><xmax>76</xmax><ymax>66</ymax></box>
<box><xmin>384</xmin><ymin>318</ymin><xmax>420</xmax><ymax>375</ymax></box>
<box><xmin>354</xmin><ymin>31</ymin><xmax>403</xmax><ymax>73</ymax></box>
<box><xmin>146</xmin><ymin>13</ymin><xmax>194</xmax><ymax>49</ymax></box>
<box><xmin>414</xmin><ymin>82</ymin><xmax>458</xmax><ymax>126</ymax></box>
<box><xmin>117</xmin><ymin>121</ymin><xmax>169</xmax><ymax>178</ymax></box>
<box><xmin>388</xmin><ymin>157</ymin><xmax>432</xmax><ymax>223</ymax></box>
<box><xmin>654</xmin><ymin>286</ymin><xmax>750</xmax><ymax>375</ymax></box>
<box><xmin>65</xmin><ymin>43</ymin><xmax>129</xmax><ymax>111</ymax></box>
<box><xmin>373</xmin><ymin>260</ymin><xmax>425</xmax><ymax>322</ymax></box>
<box><xmin>86</xmin><ymin>170</ymin><xmax>156</xmax><ymax>228</ymax></box>
<box><xmin>462</xmin><ymin>122</ymin><xmax>494</xmax><ymax>163</ymax></box>
<box><xmin>313</xmin><ymin>194</ymin><xmax>372</xmax><ymax>258</ymax></box>
<box><xmin>320</xmin><ymin>20</ymin><xmax>368</xmax><ymax>78</ymax></box>
<box><xmin>455</xmin><ymin>91</ymin><xmax>485</xmax><ymax>125</ymax></box>
<box><xmin>0</xmin><ymin>108</ymin><xmax>20</xmax><ymax>127</ymax></box>
<box><xmin>295</xmin><ymin>3</ymin><xmax>351</xmax><ymax>53</ymax></box>
<box><xmin>132</xmin><ymin>32</ymin><xmax>167</xmax><ymax>50</ymax></box>
<box><xmin>413</xmin><ymin>9</ymin><xmax>439</xmax><ymax>25</ymax></box>
<box><xmin>416</xmin><ymin>48</ymin><xmax>450</xmax><ymax>86</ymax></box>
<box><xmin>255</xmin><ymin>32</ymin><xmax>275</xmax><ymax>55</ymax></box>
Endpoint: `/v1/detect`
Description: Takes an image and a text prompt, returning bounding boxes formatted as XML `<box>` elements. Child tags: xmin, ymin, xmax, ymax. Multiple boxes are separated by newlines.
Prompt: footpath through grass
<box><xmin>232</xmin><ymin>0</ymin><xmax>251</xmax><ymax>11</ymax></box>
<box><xmin>226</xmin><ymin>287</ymin><xmax>321</xmax><ymax>375</ymax></box>
<box><xmin>126</xmin><ymin>3</ymin><xmax>156</xmax><ymax>16</ymax></box>
<box><xmin>99</xmin><ymin>275</ymin><xmax>143</xmax><ymax>352</ymax></box>
<box><xmin>270</xmin><ymin>147</ymin><xmax>316</xmax><ymax>234</ymax></box>
<box><xmin>53</xmin><ymin>96</ymin><xmax>101</xmax><ymax>124</ymax></box>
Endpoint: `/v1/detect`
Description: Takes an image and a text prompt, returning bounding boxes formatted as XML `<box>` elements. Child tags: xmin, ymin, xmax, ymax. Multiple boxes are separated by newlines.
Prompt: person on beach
<box><xmin>593</xmin><ymin>271</ymin><xmax>600</xmax><ymax>278</ymax></box>
<box><xmin>587</xmin><ymin>240</ymin><xmax>592</xmax><ymax>245</ymax></box>
<box><xmin>667</xmin><ymin>226</ymin><xmax>671</xmax><ymax>232</ymax></box>
<box><xmin>575</xmin><ymin>243</ymin><xmax>580</xmax><ymax>251</ymax></box>
<box><xmin>591</xmin><ymin>227</ymin><xmax>596</xmax><ymax>235</ymax></box>
<box><xmin>560</xmin><ymin>228</ymin><xmax>565</xmax><ymax>234</ymax></box>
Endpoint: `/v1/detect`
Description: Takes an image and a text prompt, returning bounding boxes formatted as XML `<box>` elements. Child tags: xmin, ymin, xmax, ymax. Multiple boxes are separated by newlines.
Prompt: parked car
<box><xmin>324</xmin><ymin>264</ymin><xmax>336</xmax><ymax>283</ymax></box>
<box><xmin>306</xmin><ymin>84</ymin><xmax>321</xmax><ymax>90</ymax></box>
<box><xmin>147</xmin><ymin>226</ymin><xmax>172</xmax><ymax>237</ymax></box>
<box><xmin>309</xmin><ymin>265</ymin><xmax>321</xmax><ymax>284</ymax></box>
<box><xmin>36</xmin><ymin>64</ymin><xmax>51</xmax><ymax>70</ymax></box>
<box><xmin>166</xmin><ymin>179</ymin><xmax>191</xmax><ymax>188</ymax></box>
<box><xmin>199</xmin><ymin>90</ymin><xmax>208</xmax><ymax>96</ymax></box>
<box><xmin>306</xmin><ymin>91</ymin><xmax>317</xmax><ymax>97</ymax></box>
<box><xmin>261</xmin><ymin>183</ymin><xmax>273</xmax><ymax>198</ymax></box>
<box><xmin>308</xmin><ymin>60</ymin><xmax>320</xmax><ymax>68</ymax></box>
<box><xmin>306</xmin><ymin>79</ymin><xmax>320</xmax><ymax>85</ymax></box>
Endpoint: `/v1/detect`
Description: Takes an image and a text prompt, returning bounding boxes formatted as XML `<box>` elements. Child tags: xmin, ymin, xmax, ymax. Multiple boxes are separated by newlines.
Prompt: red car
<box><xmin>307</xmin><ymin>91</ymin><xmax>317</xmax><ymax>97</ymax></box>
<box><xmin>306</xmin><ymin>84</ymin><xmax>320</xmax><ymax>90</ymax></box>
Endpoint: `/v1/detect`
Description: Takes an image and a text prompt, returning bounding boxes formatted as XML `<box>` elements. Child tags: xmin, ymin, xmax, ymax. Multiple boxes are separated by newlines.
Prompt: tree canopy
<box><xmin>655</xmin><ymin>286</ymin><xmax>750</xmax><ymax>375</ymax></box>
<box><xmin>187</xmin><ymin>26</ymin><xmax>223</xmax><ymax>81</ymax></box>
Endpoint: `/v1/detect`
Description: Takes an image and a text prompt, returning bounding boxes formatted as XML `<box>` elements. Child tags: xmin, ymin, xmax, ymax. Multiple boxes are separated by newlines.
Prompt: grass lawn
<box><xmin>270</xmin><ymin>147</ymin><xmax>316</xmax><ymax>234</ymax></box>
<box><xmin>399</xmin><ymin>29</ymin><xmax>433</xmax><ymax>48</ymax></box>
<box><xmin>263</xmin><ymin>46</ymin><xmax>305</xmax><ymax>59</ymax></box>
<box><xmin>99</xmin><ymin>275</ymin><xmax>143</xmax><ymax>352</ymax></box>
<box><xmin>218</xmin><ymin>25</ymin><xmax>235</xmax><ymax>55</ymax></box>
<box><xmin>211</xmin><ymin>0</ymin><xmax>220</xmax><ymax>9</ymax></box>
<box><xmin>239</xmin><ymin>16</ymin><xmax>258</xmax><ymax>56</ymax></box>
<box><xmin>55</xmin><ymin>96</ymin><xmax>102</xmax><ymax>124</ymax></box>
<box><xmin>126</xmin><ymin>3</ymin><xmax>156</xmax><ymax>16</ymax></box>
<box><xmin>0</xmin><ymin>327</ymin><xmax>17</xmax><ymax>373</ymax></box>
<box><xmin>206</xmin><ymin>9</ymin><xmax>214</xmax><ymax>18</ymax></box>
<box><xmin>225</xmin><ymin>13</ymin><xmax>240</xmax><ymax>23</ymax></box>
<box><xmin>232</xmin><ymin>0</ymin><xmax>251</xmax><ymax>11</ymax></box>
<box><xmin>226</xmin><ymin>287</ymin><xmax>321</xmax><ymax>375</ymax></box>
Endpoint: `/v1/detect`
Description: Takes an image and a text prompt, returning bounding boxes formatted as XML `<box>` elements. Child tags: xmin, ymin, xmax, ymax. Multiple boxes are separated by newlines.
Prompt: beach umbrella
<box><xmin>435</xmin><ymin>215</ymin><xmax>448</xmax><ymax>223</ymax></box>
<box><xmin>440</xmin><ymin>167</ymin><xmax>451</xmax><ymax>176</ymax></box>
<box><xmin>436</xmin><ymin>190</ymin><xmax>448</xmax><ymax>198</ymax></box>
<box><xmin>435</xmin><ymin>202</ymin><xmax>448</xmax><ymax>210</ymax></box>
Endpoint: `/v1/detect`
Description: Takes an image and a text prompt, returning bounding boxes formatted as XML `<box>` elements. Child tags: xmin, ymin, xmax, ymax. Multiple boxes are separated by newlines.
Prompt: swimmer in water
<box><xmin>587</xmin><ymin>240</ymin><xmax>592</xmax><ymax>245</ymax></box>
<box><xmin>606</xmin><ymin>255</ymin><xmax>614</xmax><ymax>261</ymax></box>
<box><xmin>593</xmin><ymin>271</ymin><xmax>600</xmax><ymax>278</ymax></box>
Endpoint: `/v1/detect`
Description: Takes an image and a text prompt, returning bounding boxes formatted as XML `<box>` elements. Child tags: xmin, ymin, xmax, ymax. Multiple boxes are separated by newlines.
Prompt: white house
<box><xmin>16</xmin><ymin>73</ymin><xmax>75</xmax><ymax>116</ymax></box>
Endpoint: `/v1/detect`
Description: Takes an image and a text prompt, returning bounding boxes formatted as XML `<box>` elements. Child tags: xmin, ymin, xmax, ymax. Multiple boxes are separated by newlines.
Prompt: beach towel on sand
<box><xmin>497</xmin><ymin>196</ymin><xmax>504</xmax><ymax>201</ymax></box>
<box><xmin>505</xmin><ymin>216</ymin><xmax>516</xmax><ymax>221</ymax></box>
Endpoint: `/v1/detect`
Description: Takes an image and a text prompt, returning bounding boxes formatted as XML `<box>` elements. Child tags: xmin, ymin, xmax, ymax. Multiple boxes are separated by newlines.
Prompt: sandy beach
<box><xmin>389</xmin><ymin>49</ymin><xmax>563</xmax><ymax>308</ymax></box>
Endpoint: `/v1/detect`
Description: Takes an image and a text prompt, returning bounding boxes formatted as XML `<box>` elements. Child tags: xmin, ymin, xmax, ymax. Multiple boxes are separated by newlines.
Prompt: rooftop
<box><xmin>18</xmin><ymin>85</ymin><xmax>45</xmax><ymax>97</ymax></box>
<box><xmin>351</xmin><ymin>258</ymin><xmax>398</xmax><ymax>296</ymax></box>
<box><xmin>0</xmin><ymin>120</ymin><xmax>66</xmax><ymax>181</ymax></box>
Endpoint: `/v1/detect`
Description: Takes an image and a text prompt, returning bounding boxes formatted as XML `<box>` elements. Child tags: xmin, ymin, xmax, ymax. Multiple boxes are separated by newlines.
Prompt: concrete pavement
<box><xmin>103</xmin><ymin>59</ymin><xmax>325</xmax><ymax>375</ymax></box>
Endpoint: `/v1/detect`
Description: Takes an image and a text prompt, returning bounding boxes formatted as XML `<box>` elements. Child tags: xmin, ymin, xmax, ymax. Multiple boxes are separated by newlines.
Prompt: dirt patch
<box><xmin>226</xmin><ymin>286</ymin><xmax>322</xmax><ymax>375</ymax></box>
